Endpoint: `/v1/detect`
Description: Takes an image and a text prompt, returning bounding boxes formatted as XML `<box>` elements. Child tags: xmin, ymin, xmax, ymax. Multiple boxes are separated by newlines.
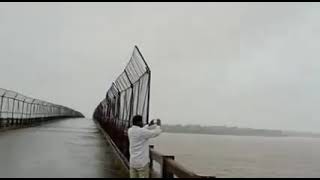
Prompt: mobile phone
<box><xmin>149</xmin><ymin>119</ymin><xmax>161</xmax><ymax>126</ymax></box>
<box><xmin>154</xmin><ymin>119</ymin><xmax>161</xmax><ymax>126</ymax></box>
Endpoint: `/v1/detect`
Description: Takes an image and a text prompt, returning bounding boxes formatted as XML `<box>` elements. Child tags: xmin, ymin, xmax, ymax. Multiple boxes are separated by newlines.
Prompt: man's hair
<box><xmin>132</xmin><ymin>115</ymin><xmax>143</xmax><ymax>126</ymax></box>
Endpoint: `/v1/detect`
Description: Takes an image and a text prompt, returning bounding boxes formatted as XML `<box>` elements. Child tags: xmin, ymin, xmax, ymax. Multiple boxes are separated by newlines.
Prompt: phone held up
<box><xmin>149</xmin><ymin>119</ymin><xmax>161</xmax><ymax>126</ymax></box>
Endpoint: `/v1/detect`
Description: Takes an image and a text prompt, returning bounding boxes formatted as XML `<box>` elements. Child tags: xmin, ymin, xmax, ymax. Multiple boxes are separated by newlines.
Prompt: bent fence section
<box><xmin>93</xmin><ymin>45</ymin><xmax>151</xmax><ymax>163</ymax></box>
<box><xmin>93</xmin><ymin>46</ymin><xmax>214</xmax><ymax>178</ymax></box>
<box><xmin>0</xmin><ymin>88</ymin><xmax>83</xmax><ymax>128</ymax></box>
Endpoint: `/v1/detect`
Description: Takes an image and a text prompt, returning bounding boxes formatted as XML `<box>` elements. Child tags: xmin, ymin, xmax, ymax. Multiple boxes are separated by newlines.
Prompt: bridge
<box><xmin>0</xmin><ymin>46</ymin><xmax>213</xmax><ymax>178</ymax></box>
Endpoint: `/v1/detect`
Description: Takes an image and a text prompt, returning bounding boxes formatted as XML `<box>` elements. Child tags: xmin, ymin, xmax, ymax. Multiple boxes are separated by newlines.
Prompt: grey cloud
<box><xmin>0</xmin><ymin>3</ymin><xmax>319</xmax><ymax>132</ymax></box>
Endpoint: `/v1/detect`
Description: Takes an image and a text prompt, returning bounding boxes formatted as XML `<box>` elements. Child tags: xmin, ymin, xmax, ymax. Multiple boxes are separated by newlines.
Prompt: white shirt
<box><xmin>128</xmin><ymin>125</ymin><xmax>162</xmax><ymax>168</ymax></box>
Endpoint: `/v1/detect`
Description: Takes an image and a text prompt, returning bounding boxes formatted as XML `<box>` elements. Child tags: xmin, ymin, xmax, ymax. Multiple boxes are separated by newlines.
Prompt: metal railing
<box><xmin>93</xmin><ymin>45</ymin><xmax>151</xmax><ymax>162</ymax></box>
<box><xmin>149</xmin><ymin>145</ymin><xmax>215</xmax><ymax>178</ymax></box>
<box><xmin>0</xmin><ymin>88</ymin><xmax>83</xmax><ymax>128</ymax></box>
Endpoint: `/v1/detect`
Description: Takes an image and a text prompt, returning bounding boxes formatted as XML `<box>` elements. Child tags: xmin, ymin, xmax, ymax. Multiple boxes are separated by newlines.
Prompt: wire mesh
<box><xmin>0</xmin><ymin>88</ymin><xmax>83</xmax><ymax>127</ymax></box>
<box><xmin>93</xmin><ymin>45</ymin><xmax>151</xmax><ymax>161</ymax></box>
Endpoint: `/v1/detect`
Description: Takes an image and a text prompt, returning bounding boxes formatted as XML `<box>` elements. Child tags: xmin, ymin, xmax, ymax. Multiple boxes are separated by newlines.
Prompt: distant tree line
<box><xmin>161</xmin><ymin>124</ymin><xmax>285</xmax><ymax>137</ymax></box>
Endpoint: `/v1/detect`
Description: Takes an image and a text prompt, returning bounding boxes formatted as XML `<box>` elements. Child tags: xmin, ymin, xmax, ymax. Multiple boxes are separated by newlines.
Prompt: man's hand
<box><xmin>148</xmin><ymin>124</ymin><xmax>158</xmax><ymax>130</ymax></box>
<box><xmin>144</xmin><ymin>124</ymin><xmax>157</xmax><ymax>130</ymax></box>
<box><xmin>149</xmin><ymin>119</ymin><xmax>161</xmax><ymax>127</ymax></box>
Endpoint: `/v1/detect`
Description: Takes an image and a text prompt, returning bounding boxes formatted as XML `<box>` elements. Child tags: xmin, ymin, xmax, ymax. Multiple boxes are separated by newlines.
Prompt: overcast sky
<box><xmin>0</xmin><ymin>2</ymin><xmax>319</xmax><ymax>132</ymax></box>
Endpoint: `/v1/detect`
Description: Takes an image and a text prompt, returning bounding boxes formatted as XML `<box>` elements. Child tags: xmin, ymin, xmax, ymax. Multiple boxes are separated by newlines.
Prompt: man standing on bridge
<box><xmin>128</xmin><ymin>115</ymin><xmax>162</xmax><ymax>178</ymax></box>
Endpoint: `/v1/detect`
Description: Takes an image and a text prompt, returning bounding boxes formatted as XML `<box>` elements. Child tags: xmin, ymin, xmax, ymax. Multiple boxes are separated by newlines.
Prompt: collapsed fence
<box><xmin>0</xmin><ymin>88</ymin><xmax>84</xmax><ymax>128</ymax></box>
<box><xmin>93</xmin><ymin>46</ymin><xmax>151</xmax><ymax>163</ymax></box>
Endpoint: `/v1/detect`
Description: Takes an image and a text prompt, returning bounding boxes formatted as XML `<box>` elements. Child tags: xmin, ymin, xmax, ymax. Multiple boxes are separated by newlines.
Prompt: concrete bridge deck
<box><xmin>0</xmin><ymin>118</ymin><xmax>126</xmax><ymax>178</ymax></box>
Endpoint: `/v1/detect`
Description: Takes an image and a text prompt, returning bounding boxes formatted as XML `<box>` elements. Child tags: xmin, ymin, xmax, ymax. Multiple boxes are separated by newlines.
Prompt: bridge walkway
<box><xmin>0</xmin><ymin>118</ymin><xmax>126</xmax><ymax>178</ymax></box>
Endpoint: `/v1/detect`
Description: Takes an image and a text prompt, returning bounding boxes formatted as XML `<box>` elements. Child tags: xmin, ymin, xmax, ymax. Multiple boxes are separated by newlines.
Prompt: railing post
<box><xmin>30</xmin><ymin>103</ymin><xmax>33</xmax><ymax>124</ymax></box>
<box><xmin>124</xmin><ymin>70</ymin><xmax>134</xmax><ymax>128</ymax></box>
<box><xmin>16</xmin><ymin>99</ymin><xmax>20</xmax><ymax>125</ymax></box>
<box><xmin>21</xmin><ymin>100</ymin><xmax>25</xmax><ymax>125</ymax></box>
<box><xmin>11</xmin><ymin>98</ymin><xmax>16</xmax><ymax>125</ymax></box>
<box><xmin>26</xmin><ymin>103</ymin><xmax>30</xmax><ymax>124</ymax></box>
<box><xmin>30</xmin><ymin>103</ymin><xmax>34</xmax><ymax>123</ymax></box>
<box><xmin>0</xmin><ymin>96</ymin><xmax>3</xmax><ymax>128</ymax></box>
<box><xmin>149</xmin><ymin>145</ymin><xmax>154</xmax><ymax>178</ymax></box>
<box><xmin>146</xmin><ymin>70</ymin><xmax>151</xmax><ymax>124</ymax></box>
<box><xmin>162</xmin><ymin>155</ymin><xmax>175</xmax><ymax>178</ymax></box>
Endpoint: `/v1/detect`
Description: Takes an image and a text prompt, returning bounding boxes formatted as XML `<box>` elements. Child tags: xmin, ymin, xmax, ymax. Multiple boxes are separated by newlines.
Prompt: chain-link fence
<box><xmin>93</xmin><ymin>45</ymin><xmax>151</xmax><ymax>162</ymax></box>
<box><xmin>0</xmin><ymin>88</ymin><xmax>83</xmax><ymax>128</ymax></box>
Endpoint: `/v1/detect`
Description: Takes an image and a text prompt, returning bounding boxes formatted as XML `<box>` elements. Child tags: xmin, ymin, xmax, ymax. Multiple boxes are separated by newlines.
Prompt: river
<box><xmin>150</xmin><ymin>132</ymin><xmax>320</xmax><ymax>178</ymax></box>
